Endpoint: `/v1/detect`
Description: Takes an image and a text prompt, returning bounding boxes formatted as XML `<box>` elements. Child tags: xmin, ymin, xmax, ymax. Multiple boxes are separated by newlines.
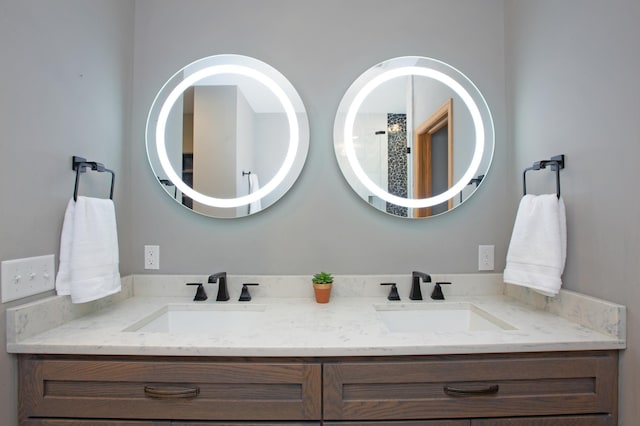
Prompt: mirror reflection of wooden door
<box><xmin>413</xmin><ymin>98</ymin><xmax>453</xmax><ymax>217</ymax></box>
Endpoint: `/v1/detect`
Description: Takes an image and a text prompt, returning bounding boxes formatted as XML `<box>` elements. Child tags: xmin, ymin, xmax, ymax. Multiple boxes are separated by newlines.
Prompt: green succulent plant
<box><xmin>312</xmin><ymin>272</ymin><xmax>334</xmax><ymax>284</ymax></box>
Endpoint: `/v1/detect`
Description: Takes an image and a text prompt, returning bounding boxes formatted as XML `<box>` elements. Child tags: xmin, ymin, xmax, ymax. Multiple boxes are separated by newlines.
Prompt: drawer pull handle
<box><xmin>144</xmin><ymin>385</ymin><xmax>200</xmax><ymax>399</ymax></box>
<box><xmin>443</xmin><ymin>384</ymin><xmax>499</xmax><ymax>396</ymax></box>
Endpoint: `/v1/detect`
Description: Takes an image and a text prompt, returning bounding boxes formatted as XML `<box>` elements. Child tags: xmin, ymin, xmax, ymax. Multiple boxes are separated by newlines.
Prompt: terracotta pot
<box><xmin>313</xmin><ymin>282</ymin><xmax>332</xmax><ymax>303</ymax></box>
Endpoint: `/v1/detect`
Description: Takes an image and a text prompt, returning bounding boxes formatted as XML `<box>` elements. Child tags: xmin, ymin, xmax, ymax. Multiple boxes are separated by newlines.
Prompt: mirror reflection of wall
<box><xmin>353</xmin><ymin>76</ymin><xmax>471</xmax><ymax>217</ymax></box>
<box><xmin>147</xmin><ymin>54</ymin><xmax>310</xmax><ymax>219</ymax></box>
<box><xmin>172</xmin><ymin>85</ymin><xmax>288</xmax><ymax>217</ymax></box>
<box><xmin>336</xmin><ymin>57</ymin><xmax>494</xmax><ymax>219</ymax></box>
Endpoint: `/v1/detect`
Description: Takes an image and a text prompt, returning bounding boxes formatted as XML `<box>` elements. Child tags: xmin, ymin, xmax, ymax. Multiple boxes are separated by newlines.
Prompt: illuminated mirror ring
<box><xmin>155</xmin><ymin>64</ymin><xmax>299</xmax><ymax>209</ymax></box>
<box><xmin>333</xmin><ymin>56</ymin><xmax>495</xmax><ymax>218</ymax></box>
<box><xmin>344</xmin><ymin>66</ymin><xmax>484</xmax><ymax>209</ymax></box>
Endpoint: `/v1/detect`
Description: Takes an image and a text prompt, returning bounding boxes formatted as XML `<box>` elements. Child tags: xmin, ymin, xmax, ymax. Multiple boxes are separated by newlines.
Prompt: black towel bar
<box><xmin>522</xmin><ymin>154</ymin><xmax>565</xmax><ymax>198</ymax></box>
<box><xmin>242</xmin><ymin>171</ymin><xmax>252</xmax><ymax>214</ymax></box>
<box><xmin>72</xmin><ymin>156</ymin><xmax>115</xmax><ymax>201</ymax></box>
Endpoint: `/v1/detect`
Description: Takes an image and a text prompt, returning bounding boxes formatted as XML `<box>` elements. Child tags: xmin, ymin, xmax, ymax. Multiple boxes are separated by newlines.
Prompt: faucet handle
<box><xmin>380</xmin><ymin>283</ymin><xmax>401</xmax><ymax>301</ymax></box>
<box><xmin>186</xmin><ymin>282</ymin><xmax>207</xmax><ymax>301</ymax></box>
<box><xmin>239</xmin><ymin>283</ymin><xmax>259</xmax><ymax>302</ymax></box>
<box><xmin>431</xmin><ymin>282</ymin><xmax>451</xmax><ymax>300</ymax></box>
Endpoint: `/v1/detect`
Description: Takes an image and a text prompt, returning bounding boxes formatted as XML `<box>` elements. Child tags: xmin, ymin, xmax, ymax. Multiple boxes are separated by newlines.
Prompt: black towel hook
<box><xmin>72</xmin><ymin>156</ymin><xmax>115</xmax><ymax>201</ymax></box>
<box><xmin>522</xmin><ymin>154</ymin><xmax>565</xmax><ymax>198</ymax></box>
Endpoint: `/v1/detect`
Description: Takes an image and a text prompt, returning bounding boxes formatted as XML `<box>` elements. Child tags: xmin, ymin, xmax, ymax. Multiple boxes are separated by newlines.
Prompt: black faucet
<box><xmin>207</xmin><ymin>272</ymin><xmax>230</xmax><ymax>301</ymax></box>
<box><xmin>409</xmin><ymin>271</ymin><xmax>431</xmax><ymax>300</ymax></box>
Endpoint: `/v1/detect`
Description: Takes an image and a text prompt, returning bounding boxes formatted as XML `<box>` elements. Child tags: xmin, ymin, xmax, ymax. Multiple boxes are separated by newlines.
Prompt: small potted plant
<box><xmin>312</xmin><ymin>272</ymin><xmax>334</xmax><ymax>303</ymax></box>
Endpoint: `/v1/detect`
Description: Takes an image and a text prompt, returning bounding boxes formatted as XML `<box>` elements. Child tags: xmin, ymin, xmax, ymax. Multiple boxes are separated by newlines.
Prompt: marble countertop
<box><xmin>6</xmin><ymin>274</ymin><xmax>626</xmax><ymax>357</ymax></box>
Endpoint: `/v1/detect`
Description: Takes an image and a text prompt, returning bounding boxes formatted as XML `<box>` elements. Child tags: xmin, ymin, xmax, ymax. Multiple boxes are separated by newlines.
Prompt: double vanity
<box><xmin>7</xmin><ymin>273</ymin><xmax>625</xmax><ymax>425</ymax></box>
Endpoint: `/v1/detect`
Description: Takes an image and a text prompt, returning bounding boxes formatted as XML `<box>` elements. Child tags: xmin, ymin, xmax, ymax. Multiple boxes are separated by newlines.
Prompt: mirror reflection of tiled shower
<box><xmin>386</xmin><ymin>113</ymin><xmax>408</xmax><ymax>217</ymax></box>
<box><xmin>353</xmin><ymin>112</ymin><xmax>408</xmax><ymax>217</ymax></box>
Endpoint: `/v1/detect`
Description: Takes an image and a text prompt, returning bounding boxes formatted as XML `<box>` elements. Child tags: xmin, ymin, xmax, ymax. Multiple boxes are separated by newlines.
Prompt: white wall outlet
<box><xmin>478</xmin><ymin>245</ymin><xmax>495</xmax><ymax>271</ymax></box>
<box><xmin>1</xmin><ymin>255</ymin><xmax>55</xmax><ymax>303</ymax></box>
<box><xmin>144</xmin><ymin>245</ymin><xmax>160</xmax><ymax>270</ymax></box>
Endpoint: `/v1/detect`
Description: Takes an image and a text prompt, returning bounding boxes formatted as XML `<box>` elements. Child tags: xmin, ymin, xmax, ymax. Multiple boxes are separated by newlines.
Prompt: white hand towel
<box><xmin>503</xmin><ymin>194</ymin><xmax>566</xmax><ymax>296</ymax></box>
<box><xmin>55</xmin><ymin>196</ymin><xmax>121</xmax><ymax>303</ymax></box>
<box><xmin>248</xmin><ymin>173</ymin><xmax>262</xmax><ymax>214</ymax></box>
<box><xmin>55</xmin><ymin>198</ymin><xmax>76</xmax><ymax>296</ymax></box>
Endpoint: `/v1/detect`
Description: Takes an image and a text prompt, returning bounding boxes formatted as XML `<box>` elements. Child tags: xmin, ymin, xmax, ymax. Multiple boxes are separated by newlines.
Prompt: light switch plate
<box><xmin>1</xmin><ymin>255</ymin><xmax>55</xmax><ymax>302</ymax></box>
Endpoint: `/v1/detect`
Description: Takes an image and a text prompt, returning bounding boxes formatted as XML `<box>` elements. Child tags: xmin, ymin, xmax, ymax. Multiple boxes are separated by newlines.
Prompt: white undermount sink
<box><xmin>124</xmin><ymin>301</ymin><xmax>515</xmax><ymax>335</ymax></box>
<box><xmin>374</xmin><ymin>302</ymin><xmax>516</xmax><ymax>333</ymax></box>
<box><xmin>124</xmin><ymin>303</ymin><xmax>267</xmax><ymax>334</ymax></box>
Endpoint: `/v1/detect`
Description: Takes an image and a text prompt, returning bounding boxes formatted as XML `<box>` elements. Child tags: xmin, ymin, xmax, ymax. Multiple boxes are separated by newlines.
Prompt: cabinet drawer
<box><xmin>19</xmin><ymin>356</ymin><xmax>321</xmax><ymax>421</ymax></box>
<box><xmin>472</xmin><ymin>415</ymin><xmax>614</xmax><ymax>425</ymax></box>
<box><xmin>323</xmin><ymin>351</ymin><xmax>617</xmax><ymax>421</ymax></box>
<box><xmin>22</xmin><ymin>421</ymin><xmax>167</xmax><ymax>425</ymax></box>
<box><xmin>172</xmin><ymin>423</ymin><xmax>318</xmax><ymax>426</ymax></box>
<box><xmin>172</xmin><ymin>423</ymin><xmax>319</xmax><ymax>426</ymax></box>
<box><xmin>325</xmin><ymin>422</ymin><xmax>469</xmax><ymax>426</ymax></box>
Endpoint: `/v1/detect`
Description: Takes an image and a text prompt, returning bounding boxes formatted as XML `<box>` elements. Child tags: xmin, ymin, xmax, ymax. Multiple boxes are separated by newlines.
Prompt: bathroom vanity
<box><xmin>8</xmin><ymin>274</ymin><xmax>625</xmax><ymax>425</ymax></box>
<box><xmin>18</xmin><ymin>351</ymin><xmax>617</xmax><ymax>425</ymax></box>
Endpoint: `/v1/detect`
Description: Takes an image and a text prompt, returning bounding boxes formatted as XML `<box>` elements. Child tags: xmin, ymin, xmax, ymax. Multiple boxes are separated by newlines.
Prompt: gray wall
<box><xmin>0</xmin><ymin>1</ymin><xmax>134</xmax><ymax>425</ymax></box>
<box><xmin>1</xmin><ymin>0</ymin><xmax>638</xmax><ymax>424</ymax></box>
<box><xmin>129</xmin><ymin>0</ymin><xmax>509</xmax><ymax>275</ymax></box>
<box><xmin>505</xmin><ymin>0</ymin><xmax>640</xmax><ymax>422</ymax></box>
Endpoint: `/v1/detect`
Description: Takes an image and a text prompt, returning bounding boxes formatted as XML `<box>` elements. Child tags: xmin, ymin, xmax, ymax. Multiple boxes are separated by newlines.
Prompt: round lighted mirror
<box><xmin>146</xmin><ymin>54</ymin><xmax>309</xmax><ymax>218</ymax></box>
<box><xmin>334</xmin><ymin>56</ymin><xmax>494</xmax><ymax>218</ymax></box>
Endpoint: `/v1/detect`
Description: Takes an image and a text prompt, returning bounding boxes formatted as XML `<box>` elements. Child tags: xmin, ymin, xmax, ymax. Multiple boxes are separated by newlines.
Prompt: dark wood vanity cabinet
<box><xmin>323</xmin><ymin>351</ymin><xmax>618</xmax><ymax>425</ymax></box>
<box><xmin>18</xmin><ymin>351</ymin><xmax>618</xmax><ymax>425</ymax></box>
<box><xmin>18</xmin><ymin>355</ymin><xmax>321</xmax><ymax>425</ymax></box>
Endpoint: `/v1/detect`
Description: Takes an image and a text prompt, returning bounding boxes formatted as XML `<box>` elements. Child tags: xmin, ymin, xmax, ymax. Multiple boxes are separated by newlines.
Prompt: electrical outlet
<box><xmin>144</xmin><ymin>245</ymin><xmax>160</xmax><ymax>270</ymax></box>
<box><xmin>478</xmin><ymin>245</ymin><xmax>495</xmax><ymax>271</ymax></box>
<box><xmin>1</xmin><ymin>255</ymin><xmax>55</xmax><ymax>302</ymax></box>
